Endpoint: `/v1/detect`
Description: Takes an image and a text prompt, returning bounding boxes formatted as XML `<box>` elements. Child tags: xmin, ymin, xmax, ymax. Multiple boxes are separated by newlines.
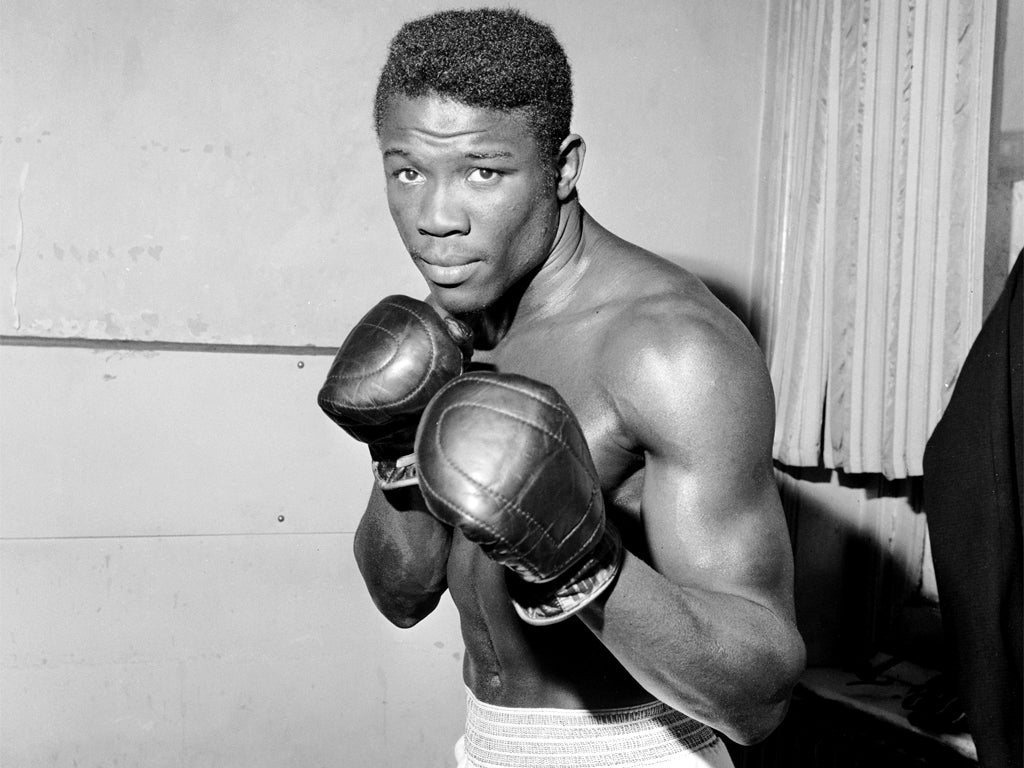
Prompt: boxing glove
<box><xmin>318</xmin><ymin>295</ymin><xmax>470</xmax><ymax>490</ymax></box>
<box><xmin>415</xmin><ymin>372</ymin><xmax>623</xmax><ymax>625</ymax></box>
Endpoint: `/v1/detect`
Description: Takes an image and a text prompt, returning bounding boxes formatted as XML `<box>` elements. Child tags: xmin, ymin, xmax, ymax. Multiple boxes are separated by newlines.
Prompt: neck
<box><xmin>468</xmin><ymin>199</ymin><xmax>589</xmax><ymax>349</ymax></box>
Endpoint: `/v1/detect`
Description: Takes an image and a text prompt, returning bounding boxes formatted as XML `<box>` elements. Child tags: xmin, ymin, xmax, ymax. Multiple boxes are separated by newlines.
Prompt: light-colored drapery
<box><xmin>753</xmin><ymin>0</ymin><xmax>998</xmax><ymax>479</ymax></box>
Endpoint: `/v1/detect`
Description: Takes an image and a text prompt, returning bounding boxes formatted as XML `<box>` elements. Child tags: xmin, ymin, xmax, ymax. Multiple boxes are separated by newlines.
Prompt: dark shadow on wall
<box><xmin>774</xmin><ymin>464</ymin><xmax>938</xmax><ymax>671</ymax></box>
<box><xmin>699</xmin><ymin>276</ymin><xmax>749</xmax><ymax>328</ymax></box>
<box><xmin>657</xmin><ymin>255</ymin><xmax>754</xmax><ymax>332</ymax></box>
<box><xmin>720</xmin><ymin>467</ymin><xmax>965</xmax><ymax>767</ymax></box>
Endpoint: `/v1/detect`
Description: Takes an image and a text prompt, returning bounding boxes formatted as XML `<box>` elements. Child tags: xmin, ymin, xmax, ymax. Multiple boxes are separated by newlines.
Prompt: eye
<box><xmin>393</xmin><ymin>168</ymin><xmax>423</xmax><ymax>184</ymax></box>
<box><xmin>468</xmin><ymin>168</ymin><xmax>502</xmax><ymax>184</ymax></box>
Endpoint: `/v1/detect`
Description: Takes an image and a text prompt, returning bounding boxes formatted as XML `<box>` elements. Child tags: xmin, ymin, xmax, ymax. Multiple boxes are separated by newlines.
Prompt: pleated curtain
<box><xmin>753</xmin><ymin>0</ymin><xmax>998</xmax><ymax>479</ymax></box>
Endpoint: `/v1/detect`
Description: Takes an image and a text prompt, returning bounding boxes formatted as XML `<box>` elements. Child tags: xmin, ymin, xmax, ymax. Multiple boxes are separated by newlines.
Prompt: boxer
<box><xmin>320</xmin><ymin>9</ymin><xmax>805</xmax><ymax>767</ymax></box>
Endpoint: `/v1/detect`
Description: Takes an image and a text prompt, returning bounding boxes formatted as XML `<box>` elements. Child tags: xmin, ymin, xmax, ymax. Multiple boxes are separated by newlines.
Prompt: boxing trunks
<box><xmin>454</xmin><ymin>688</ymin><xmax>735</xmax><ymax>768</ymax></box>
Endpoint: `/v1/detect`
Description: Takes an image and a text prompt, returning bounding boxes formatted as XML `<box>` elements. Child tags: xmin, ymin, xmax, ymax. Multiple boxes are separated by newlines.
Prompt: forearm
<box><xmin>578</xmin><ymin>549</ymin><xmax>805</xmax><ymax>745</ymax></box>
<box><xmin>353</xmin><ymin>483</ymin><xmax>453</xmax><ymax>627</ymax></box>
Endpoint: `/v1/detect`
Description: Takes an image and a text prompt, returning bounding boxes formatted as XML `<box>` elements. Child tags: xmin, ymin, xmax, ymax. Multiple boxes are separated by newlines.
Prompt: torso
<box><xmin>446</xmin><ymin>215</ymin><xmax>730</xmax><ymax>709</ymax></box>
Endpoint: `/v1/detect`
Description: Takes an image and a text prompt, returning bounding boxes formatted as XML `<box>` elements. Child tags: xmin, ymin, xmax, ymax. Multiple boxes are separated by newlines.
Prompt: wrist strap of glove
<box><xmin>506</xmin><ymin>526</ymin><xmax>624</xmax><ymax>626</ymax></box>
<box><xmin>372</xmin><ymin>453</ymin><xmax>419</xmax><ymax>491</ymax></box>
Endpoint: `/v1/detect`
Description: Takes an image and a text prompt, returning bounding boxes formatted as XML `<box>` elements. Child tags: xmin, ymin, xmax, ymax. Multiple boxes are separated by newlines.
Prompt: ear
<box><xmin>555</xmin><ymin>134</ymin><xmax>586</xmax><ymax>202</ymax></box>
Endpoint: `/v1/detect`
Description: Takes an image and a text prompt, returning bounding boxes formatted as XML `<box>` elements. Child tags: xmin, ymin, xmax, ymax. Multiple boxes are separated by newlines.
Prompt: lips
<box><xmin>415</xmin><ymin>256</ymin><xmax>480</xmax><ymax>286</ymax></box>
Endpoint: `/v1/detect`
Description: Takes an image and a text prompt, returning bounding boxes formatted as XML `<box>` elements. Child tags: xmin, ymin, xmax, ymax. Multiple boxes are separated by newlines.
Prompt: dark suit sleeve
<box><xmin>923</xmin><ymin>251</ymin><xmax>1022</xmax><ymax>768</ymax></box>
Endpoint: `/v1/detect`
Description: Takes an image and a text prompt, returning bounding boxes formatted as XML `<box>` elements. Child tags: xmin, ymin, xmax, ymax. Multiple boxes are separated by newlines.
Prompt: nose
<box><xmin>417</xmin><ymin>179</ymin><xmax>469</xmax><ymax>238</ymax></box>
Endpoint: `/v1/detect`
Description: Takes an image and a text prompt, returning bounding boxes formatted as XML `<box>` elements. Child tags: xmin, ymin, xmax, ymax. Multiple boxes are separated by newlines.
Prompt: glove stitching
<box><xmin>424</xmin><ymin>401</ymin><xmax>604</xmax><ymax>578</ymax></box>
<box><xmin>325</xmin><ymin>307</ymin><xmax>439</xmax><ymax>387</ymax></box>
<box><xmin>440</xmin><ymin>375</ymin><xmax>605</xmax><ymax>565</ymax></box>
<box><xmin>451</xmin><ymin>375</ymin><xmax>599</xmax><ymax>486</ymax></box>
<box><xmin>322</xmin><ymin>302</ymin><xmax>453</xmax><ymax>414</ymax></box>
<box><xmin>417</xmin><ymin>466</ymin><xmax>546</xmax><ymax>580</ymax></box>
<box><xmin>441</xmin><ymin>386</ymin><xmax>603</xmax><ymax>494</ymax></box>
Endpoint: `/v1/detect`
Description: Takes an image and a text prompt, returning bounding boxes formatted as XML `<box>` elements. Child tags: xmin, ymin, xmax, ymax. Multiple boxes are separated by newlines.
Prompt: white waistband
<box><xmin>462</xmin><ymin>689</ymin><xmax>721</xmax><ymax>768</ymax></box>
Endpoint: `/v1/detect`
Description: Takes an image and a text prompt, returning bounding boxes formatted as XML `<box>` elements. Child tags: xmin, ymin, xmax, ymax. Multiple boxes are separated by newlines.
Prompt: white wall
<box><xmin>1</xmin><ymin>344</ymin><xmax>467</xmax><ymax>766</ymax></box>
<box><xmin>0</xmin><ymin>0</ymin><xmax>769</xmax><ymax>343</ymax></box>
<box><xmin>0</xmin><ymin>3</ymin><xmax>770</xmax><ymax>766</ymax></box>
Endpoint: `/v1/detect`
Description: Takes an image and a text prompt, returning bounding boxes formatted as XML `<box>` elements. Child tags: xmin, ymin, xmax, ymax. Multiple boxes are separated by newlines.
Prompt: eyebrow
<box><xmin>381</xmin><ymin>148</ymin><xmax>515</xmax><ymax>161</ymax></box>
<box><xmin>464</xmin><ymin>150</ymin><xmax>515</xmax><ymax>160</ymax></box>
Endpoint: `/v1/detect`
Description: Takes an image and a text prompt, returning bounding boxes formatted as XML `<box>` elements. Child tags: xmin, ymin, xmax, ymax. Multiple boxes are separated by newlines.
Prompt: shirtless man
<box><xmin>319</xmin><ymin>9</ymin><xmax>805</xmax><ymax>767</ymax></box>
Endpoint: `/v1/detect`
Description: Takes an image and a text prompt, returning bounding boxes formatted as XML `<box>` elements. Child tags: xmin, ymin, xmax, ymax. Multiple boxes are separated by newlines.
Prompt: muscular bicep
<box><xmin>641</xmin><ymin>451</ymin><xmax>793</xmax><ymax>617</ymax></box>
<box><xmin>625</xmin><ymin>324</ymin><xmax>795</xmax><ymax>618</ymax></box>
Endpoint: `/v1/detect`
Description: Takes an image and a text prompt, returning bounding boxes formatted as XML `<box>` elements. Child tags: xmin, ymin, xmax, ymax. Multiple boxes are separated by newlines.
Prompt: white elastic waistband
<box><xmin>462</xmin><ymin>689</ymin><xmax>720</xmax><ymax>767</ymax></box>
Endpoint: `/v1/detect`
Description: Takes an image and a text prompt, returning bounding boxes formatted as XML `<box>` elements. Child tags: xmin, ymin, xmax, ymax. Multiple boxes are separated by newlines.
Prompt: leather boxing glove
<box><xmin>415</xmin><ymin>372</ymin><xmax>623</xmax><ymax>625</ymax></box>
<box><xmin>318</xmin><ymin>295</ymin><xmax>470</xmax><ymax>490</ymax></box>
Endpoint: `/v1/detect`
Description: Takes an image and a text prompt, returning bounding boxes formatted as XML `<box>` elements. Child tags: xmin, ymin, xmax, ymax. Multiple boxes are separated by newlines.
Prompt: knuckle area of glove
<box><xmin>321</xmin><ymin>327</ymin><xmax>457</xmax><ymax>417</ymax></box>
<box><xmin>421</xmin><ymin>409</ymin><xmax>603</xmax><ymax>580</ymax></box>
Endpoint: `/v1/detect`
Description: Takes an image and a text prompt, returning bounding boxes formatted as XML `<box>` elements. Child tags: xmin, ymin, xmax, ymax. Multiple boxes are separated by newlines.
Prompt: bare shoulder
<box><xmin>585</xmin><ymin>238</ymin><xmax>791</xmax><ymax>609</ymax></box>
<box><xmin>590</xmin><ymin>247</ymin><xmax>775</xmax><ymax>460</ymax></box>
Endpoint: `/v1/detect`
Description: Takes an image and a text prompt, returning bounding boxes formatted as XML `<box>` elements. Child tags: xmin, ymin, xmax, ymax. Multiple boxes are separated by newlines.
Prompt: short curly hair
<box><xmin>373</xmin><ymin>8</ymin><xmax>573</xmax><ymax>159</ymax></box>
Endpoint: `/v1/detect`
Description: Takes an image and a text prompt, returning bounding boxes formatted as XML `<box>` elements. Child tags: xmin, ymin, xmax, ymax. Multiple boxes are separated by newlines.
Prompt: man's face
<box><xmin>378</xmin><ymin>94</ymin><xmax>560</xmax><ymax>316</ymax></box>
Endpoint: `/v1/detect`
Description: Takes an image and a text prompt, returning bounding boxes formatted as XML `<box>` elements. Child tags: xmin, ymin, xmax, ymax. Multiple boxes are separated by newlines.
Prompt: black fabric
<box><xmin>923</xmin><ymin>251</ymin><xmax>1023</xmax><ymax>768</ymax></box>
